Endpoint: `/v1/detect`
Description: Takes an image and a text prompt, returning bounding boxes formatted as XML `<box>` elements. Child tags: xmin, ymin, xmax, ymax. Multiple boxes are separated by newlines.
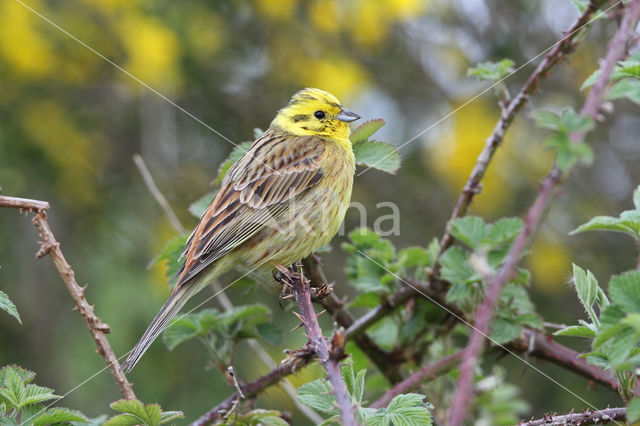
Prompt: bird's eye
<box><xmin>314</xmin><ymin>110</ymin><xmax>326</xmax><ymax>119</ymax></box>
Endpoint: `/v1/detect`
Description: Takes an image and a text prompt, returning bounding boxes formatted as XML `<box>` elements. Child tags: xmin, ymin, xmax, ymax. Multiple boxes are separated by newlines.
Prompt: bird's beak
<box><xmin>336</xmin><ymin>108</ymin><xmax>361</xmax><ymax>123</ymax></box>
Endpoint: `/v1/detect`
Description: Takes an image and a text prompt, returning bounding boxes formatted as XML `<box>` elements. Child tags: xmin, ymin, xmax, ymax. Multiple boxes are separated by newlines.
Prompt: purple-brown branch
<box><xmin>0</xmin><ymin>195</ymin><xmax>136</xmax><ymax>400</ymax></box>
<box><xmin>519</xmin><ymin>407</ymin><xmax>626</xmax><ymax>425</ymax></box>
<box><xmin>191</xmin><ymin>346</ymin><xmax>314</xmax><ymax>425</ymax></box>
<box><xmin>277</xmin><ymin>266</ymin><xmax>358</xmax><ymax>426</ymax></box>
<box><xmin>433</xmin><ymin>0</ymin><xmax>611</xmax><ymax>274</ymax></box>
<box><xmin>448</xmin><ymin>2</ymin><xmax>640</xmax><ymax>423</ymax></box>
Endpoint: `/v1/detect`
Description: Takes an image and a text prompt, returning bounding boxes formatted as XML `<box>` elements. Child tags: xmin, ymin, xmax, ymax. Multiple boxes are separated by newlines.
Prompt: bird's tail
<box><xmin>121</xmin><ymin>282</ymin><xmax>200</xmax><ymax>373</ymax></box>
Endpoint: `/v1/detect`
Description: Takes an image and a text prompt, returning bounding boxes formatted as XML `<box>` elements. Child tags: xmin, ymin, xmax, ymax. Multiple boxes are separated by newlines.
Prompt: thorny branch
<box><xmin>276</xmin><ymin>265</ymin><xmax>358</xmax><ymax>426</ymax></box>
<box><xmin>449</xmin><ymin>1</ymin><xmax>640</xmax><ymax>423</ymax></box>
<box><xmin>0</xmin><ymin>195</ymin><xmax>136</xmax><ymax>400</ymax></box>
<box><xmin>519</xmin><ymin>407</ymin><xmax>627</xmax><ymax>425</ymax></box>
<box><xmin>433</xmin><ymin>0</ymin><xmax>612</xmax><ymax>274</ymax></box>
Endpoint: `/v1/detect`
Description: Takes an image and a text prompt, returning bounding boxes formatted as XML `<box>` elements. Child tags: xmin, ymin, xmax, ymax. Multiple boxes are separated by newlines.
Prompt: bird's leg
<box><xmin>273</xmin><ymin>265</ymin><xmax>294</xmax><ymax>310</ymax></box>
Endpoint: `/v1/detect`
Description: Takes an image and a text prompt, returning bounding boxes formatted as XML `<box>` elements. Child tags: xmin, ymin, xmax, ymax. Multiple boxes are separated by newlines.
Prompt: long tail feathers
<box><xmin>121</xmin><ymin>283</ymin><xmax>199</xmax><ymax>373</ymax></box>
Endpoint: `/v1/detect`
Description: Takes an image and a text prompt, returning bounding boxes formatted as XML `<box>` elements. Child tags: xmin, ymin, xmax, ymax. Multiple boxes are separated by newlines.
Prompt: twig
<box><xmin>448</xmin><ymin>3</ymin><xmax>640</xmax><ymax>423</ymax></box>
<box><xmin>276</xmin><ymin>265</ymin><xmax>357</xmax><ymax>426</ymax></box>
<box><xmin>519</xmin><ymin>407</ymin><xmax>626</xmax><ymax>425</ymax></box>
<box><xmin>133</xmin><ymin>154</ymin><xmax>186</xmax><ymax>234</ymax></box>
<box><xmin>191</xmin><ymin>345</ymin><xmax>315</xmax><ymax>425</ymax></box>
<box><xmin>302</xmin><ymin>256</ymin><xmax>403</xmax><ymax>383</ymax></box>
<box><xmin>132</xmin><ymin>154</ymin><xmax>324</xmax><ymax>423</ymax></box>
<box><xmin>433</xmin><ymin>0</ymin><xmax>611</xmax><ymax>274</ymax></box>
<box><xmin>371</xmin><ymin>350</ymin><xmax>464</xmax><ymax>409</ymax></box>
<box><xmin>0</xmin><ymin>196</ymin><xmax>136</xmax><ymax>399</ymax></box>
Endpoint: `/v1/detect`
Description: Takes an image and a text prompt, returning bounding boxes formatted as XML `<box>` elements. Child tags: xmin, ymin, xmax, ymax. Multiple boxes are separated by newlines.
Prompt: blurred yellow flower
<box><xmin>527</xmin><ymin>235</ymin><xmax>571</xmax><ymax>293</ymax></box>
<box><xmin>292</xmin><ymin>56</ymin><xmax>366</xmax><ymax>99</ymax></box>
<box><xmin>20</xmin><ymin>101</ymin><xmax>107</xmax><ymax>205</ymax></box>
<box><xmin>428</xmin><ymin>101</ymin><xmax>511</xmax><ymax>215</ymax></box>
<box><xmin>309</xmin><ymin>0</ymin><xmax>341</xmax><ymax>33</ymax></box>
<box><xmin>255</xmin><ymin>0</ymin><xmax>298</xmax><ymax>20</ymax></box>
<box><xmin>118</xmin><ymin>16</ymin><xmax>180</xmax><ymax>89</ymax></box>
<box><xmin>0</xmin><ymin>1</ymin><xmax>55</xmax><ymax>78</ymax></box>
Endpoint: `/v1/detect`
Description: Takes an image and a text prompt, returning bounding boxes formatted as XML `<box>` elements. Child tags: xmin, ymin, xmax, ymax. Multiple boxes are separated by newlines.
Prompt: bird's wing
<box><xmin>174</xmin><ymin>130</ymin><xmax>326</xmax><ymax>287</ymax></box>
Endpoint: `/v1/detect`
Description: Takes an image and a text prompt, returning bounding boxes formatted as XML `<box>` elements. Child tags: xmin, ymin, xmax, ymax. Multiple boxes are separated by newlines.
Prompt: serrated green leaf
<box><xmin>0</xmin><ymin>291</ymin><xmax>21</xmax><ymax>324</ymax></box>
<box><xmin>606</xmin><ymin>79</ymin><xmax>640</xmax><ymax>105</ymax></box>
<box><xmin>386</xmin><ymin>394</ymin><xmax>426</xmax><ymax>412</ymax></box>
<box><xmin>215</xmin><ymin>141</ymin><xmax>253</xmax><ymax>184</ymax></box>
<box><xmin>533</xmin><ymin>110</ymin><xmax>563</xmax><ymax>131</ymax></box>
<box><xmin>628</xmin><ymin>397</ymin><xmax>640</xmax><ymax>422</ymax></box>
<box><xmin>467</xmin><ymin>59</ymin><xmax>515</xmax><ymax>82</ymax></box>
<box><xmin>440</xmin><ymin>246</ymin><xmax>474</xmax><ymax>286</ymax></box>
<box><xmin>188</xmin><ymin>192</ymin><xmax>216</xmax><ymax>218</ymax></box>
<box><xmin>32</xmin><ymin>407</ymin><xmax>89</xmax><ymax>425</ymax></box>
<box><xmin>0</xmin><ymin>417</ymin><xmax>19</xmax><ymax>426</ymax></box>
<box><xmin>366</xmin><ymin>393</ymin><xmax>432</xmax><ymax>426</ymax></box>
<box><xmin>103</xmin><ymin>414</ymin><xmax>141</xmax><ymax>426</ymax></box>
<box><xmin>149</xmin><ymin>233</ymin><xmax>189</xmax><ymax>284</ymax></box>
<box><xmin>222</xmin><ymin>409</ymin><xmax>287</xmax><ymax>426</ymax></box>
<box><xmin>553</xmin><ymin>325</ymin><xmax>596</xmax><ymax>338</ymax></box>
<box><xmin>450</xmin><ymin>216</ymin><xmax>487</xmax><ymax>249</ymax></box>
<box><xmin>485</xmin><ymin>218</ymin><xmax>523</xmax><ymax>245</ymax></box>
<box><xmin>490</xmin><ymin>317</ymin><xmax>521</xmax><ymax>344</ymax></box>
<box><xmin>609</xmin><ymin>271</ymin><xmax>640</xmax><ymax>313</ymax></box>
<box><xmin>297</xmin><ymin>379</ymin><xmax>336</xmax><ymax>414</ymax></box>
<box><xmin>353</xmin><ymin>140</ymin><xmax>401</xmax><ymax>174</ymax></box>
<box><xmin>571</xmin><ymin>216</ymin><xmax>633</xmax><ymax>235</ymax></box>
<box><xmin>1</xmin><ymin>367</ymin><xmax>26</xmax><ymax>408</ymax></box>
<box><xmin>572</xmin><ymin>264</ymin><xmax>599</xmax><ymax>322</ymax></box>
<box><xmin>160</xmin><ymin>411</ymin><xmax>184</xmax><ymax>424</ymax></box>
<box><xmin>354</xmin><ymin>369</ymin><xmax>366</xmax><ymax>404</ymax></box>
<box><xmin>608</xmin><ymin>327</ymin><xmax>638</xmax><ymax>367</ymax></box>
<box><xmin>256</xmin><ymin>322</ymin><xmax>283</xmax><ymax>345</ymax></box>
<box><xmin>624</xmin><ymin>313</ymin><xmax>640</xmax><ymax>333</ymax></box>
<box><xmin>0</xmin><ymin>365</ymin><xmax>35</xmax><ymax>386</ymax></box>
<box><xmin>351</xmin><ymin>119</ymin><xmax>385</xmax><ymax>144</ymax></box>
<box><xmin>397</xmin><ymin>247</ymin><xmax>431</xmax><ymax>270</ymax></box>
<box><xmin>143</xmin><ymin>404</ymin><xmax>162</xmax><ymax>426</ymax></box>
<box><xmin>22</xmin><ymin>383</ymin><xmax>60</xmax><ymax>406</ymax></box>
<box><xmin>162</xmin><ymin>317</ymin><xmax>199</xmax><ymax>350</ymax></box>
<box><xmin>110</xmin><ymin>399</ymin><xmax>147</xmax><ymax>422</ymax></box>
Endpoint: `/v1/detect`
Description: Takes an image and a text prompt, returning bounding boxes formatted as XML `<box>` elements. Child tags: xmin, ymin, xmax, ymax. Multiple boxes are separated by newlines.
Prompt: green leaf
<box><xmin>595</xmin><ymin>304</ymin><xmax>627</xmax><ymax>348</ymax></box>
<box><xmin>467</xmin><ymin>59</ymin><xmax>515</xmax><ymax>82</ymax></box>
<box><xmin>624</xmin><ymin>313</ymin><xmax>640</xmax><ymax>333</ymax></box>
<box><xmin>607</xmin><ymin>327</ymin><xmax>638</xmax><ymax>367</ymax></box>
<box><xmin>628</xmin><ymin>397</ymin><xmax>640</xmax><ymax>423</ymax></box>
<box><xmin>554</xmin><ymin>325</ymin><xmax>596</xmax><ymax>338</ymax></box>
<box><xmin>0</xmin><ymin>291</ymin><xmax>21</xmax><ymax>324</ymax></box>
<box><xmin>485</xmin><ymin>218</ymin><xmax>523</xmax><ymax>245</ymax></box>
<box><xmin>297</xmin><ymin>379</ymin><xmax>336</xmax><ymax>414</ymax></box>
<box><xmin>162</xmin><ymin>317</ymin><xmax>199</xmax><ymax>350</ymax></box>
<box><xmin>365</xmin><ymin>393</ymin><xmax>432</xmax><ymax>426</ymax></box>
<box><xmin>533</xmin><ymin>110</ymin><xmax>563</xmax><ymax>131</ymax></box>
<box><xmin>397</xmin><ymin>247</ymin><xmax>432</xmax><ymax>270</ymax></box>
<box><xmin>149</xmin><ymin>234</ymin><xmax>189</xmax><ymax>284</ymax></box>
<box><xmin>22</xmin><ymin>383</ymin><xmax>60</xmax><ymax>406</ymax></box>
<box><xmin>160</xmin><ymin>411</ymin><xmax>184</xmax><ymax>424</ymax></box>
<box><xmin>571</xmin><ymin>0</ymin><xmax>588</xmax><ymax>13</ymax></box>
<box><xmin>32</xmin><ymin>407</ymin><xmax>89</xmax><ymax>425</ymax></box>
<box><xmin>351</xmin><ymin>119</ymin><xmax>385</xmax><ymax>144</ymax></box>
<box><xmin>450</xmin><ymin>216</ymin><xmax>487</xmax><ymax>249</ymax></box>
<box><xmin>256</xmin><ymin>322</ymin><xmax>283</xmax><ymax>345</ymax></box>
<box><xmin>103</xmin><ymin>414</ymin><xmax>141</xmax><ymax>426</ymax></box>
<box><xmin>215</xmin><ymin>141</ymin><xmax>253</xmax><ymax>184</ymax></box>
<box><xmin>188</xmin><ymin>192</ymin><xmax>216</xmax><ymax>218</ymax></box>
<box><xmin>369</xmin><ymin>317</ymin><xmax>399</xmax><ymax>350</ymax></box>
<box><xmin>0</xmin><ymin>367</ymin><xmax>26</xmax><ymax>408</ymax></box>
<box><xmin>353</xmin><ymin>140</ymin><xmax>401</xmax><ymax>174</ymax></box>
<box><xmin>606</xmin><ymin>79</ymin><xmax>640</xmax><ymax>105</ymax></box>
<box><xmin>609</xmin><ymin>271</ymin><xmax>640</xmax><ymax>313</ymax></box>
<box><xmin>490</xmin><ymin>317</ymin><xmax>521</xmax><ymax>344</ymax></box>
<box><xmin>0</xmin><ymin>365</ymin><xmax>35</xmax><ymax>386</ymax></box>
<box><xmin>349</xmin><ymin>292</ymin><xmax>381</xmax><ymax>308</ymax></box>
<box><xmin>440</xmin><ymin>246</ymin><xmax>475</xmax><ymax>286</ymax></box>
<box><xmin>109</xmin><ymin>399</ymin><xmax>158</xmax><ymax>426</ymax></box>
<box><xmin>571</xmin><ymin>264</ymin><xmax>599</xmax><ymax>322</ymax></box>
<box><xmin>571</xmin><ymin>215</ymin><xmax>637</xmax><ymax>237</ymax></box>
<box><xmin>223</xmin><ymin>409</ymin><xmax>287</xmax><ymax>426</ymax></box>
<box><xmin>635</xmin><ymin>185</ymin><xmax>640</xmax><ymax>211</ymax></box>
<box><xmin>0</xmin><ymin>418</ymin><xmax>19</xmax><ymax>426</ymax></box>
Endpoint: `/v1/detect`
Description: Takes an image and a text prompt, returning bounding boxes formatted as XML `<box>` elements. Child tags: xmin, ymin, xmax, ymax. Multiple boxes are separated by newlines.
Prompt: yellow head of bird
<box><xmin>271</xmin><ymin>88</ymin><xmax>360</xmax><ymax>141</ymax></box>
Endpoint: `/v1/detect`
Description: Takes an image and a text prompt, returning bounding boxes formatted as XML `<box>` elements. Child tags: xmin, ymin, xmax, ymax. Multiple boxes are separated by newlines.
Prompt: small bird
<box><xmin>122</xmin><ymin>88</ymin><xmax>360</xmax><ymax>372</ymax></box>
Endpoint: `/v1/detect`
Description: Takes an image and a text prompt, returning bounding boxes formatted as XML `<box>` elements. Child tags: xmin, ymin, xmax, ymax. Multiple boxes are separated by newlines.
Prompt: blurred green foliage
<box><xmin>2</xmin><ymin>0</ymin><xmax>640</xmax><ymax>424</ymax></box>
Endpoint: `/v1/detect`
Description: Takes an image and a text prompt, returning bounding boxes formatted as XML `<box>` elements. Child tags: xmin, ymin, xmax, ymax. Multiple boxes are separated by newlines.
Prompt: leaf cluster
<box><xmin>296</xmin><ymin>364</ymin><xmax>433</xmax><ymax>425</ymax></box>
<box><xmin>0</xmin><ymin>365</ymin><xmax>89</xmax><ymax>425</ymax></box>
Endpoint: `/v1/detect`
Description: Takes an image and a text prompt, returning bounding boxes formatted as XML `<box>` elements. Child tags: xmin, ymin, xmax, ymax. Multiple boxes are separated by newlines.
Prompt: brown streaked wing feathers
<box><xmin>173</xmin><ymin>130</ymin><xmax>325</xmax><ymax>288</ymax></box>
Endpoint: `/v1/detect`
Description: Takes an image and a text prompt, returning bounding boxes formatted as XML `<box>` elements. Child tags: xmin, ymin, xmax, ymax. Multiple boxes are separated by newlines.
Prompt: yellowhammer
<box><xmin>122</xmin><ymin>88</ymin><xmax>360</xmax><ymax>372</ymax></box>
